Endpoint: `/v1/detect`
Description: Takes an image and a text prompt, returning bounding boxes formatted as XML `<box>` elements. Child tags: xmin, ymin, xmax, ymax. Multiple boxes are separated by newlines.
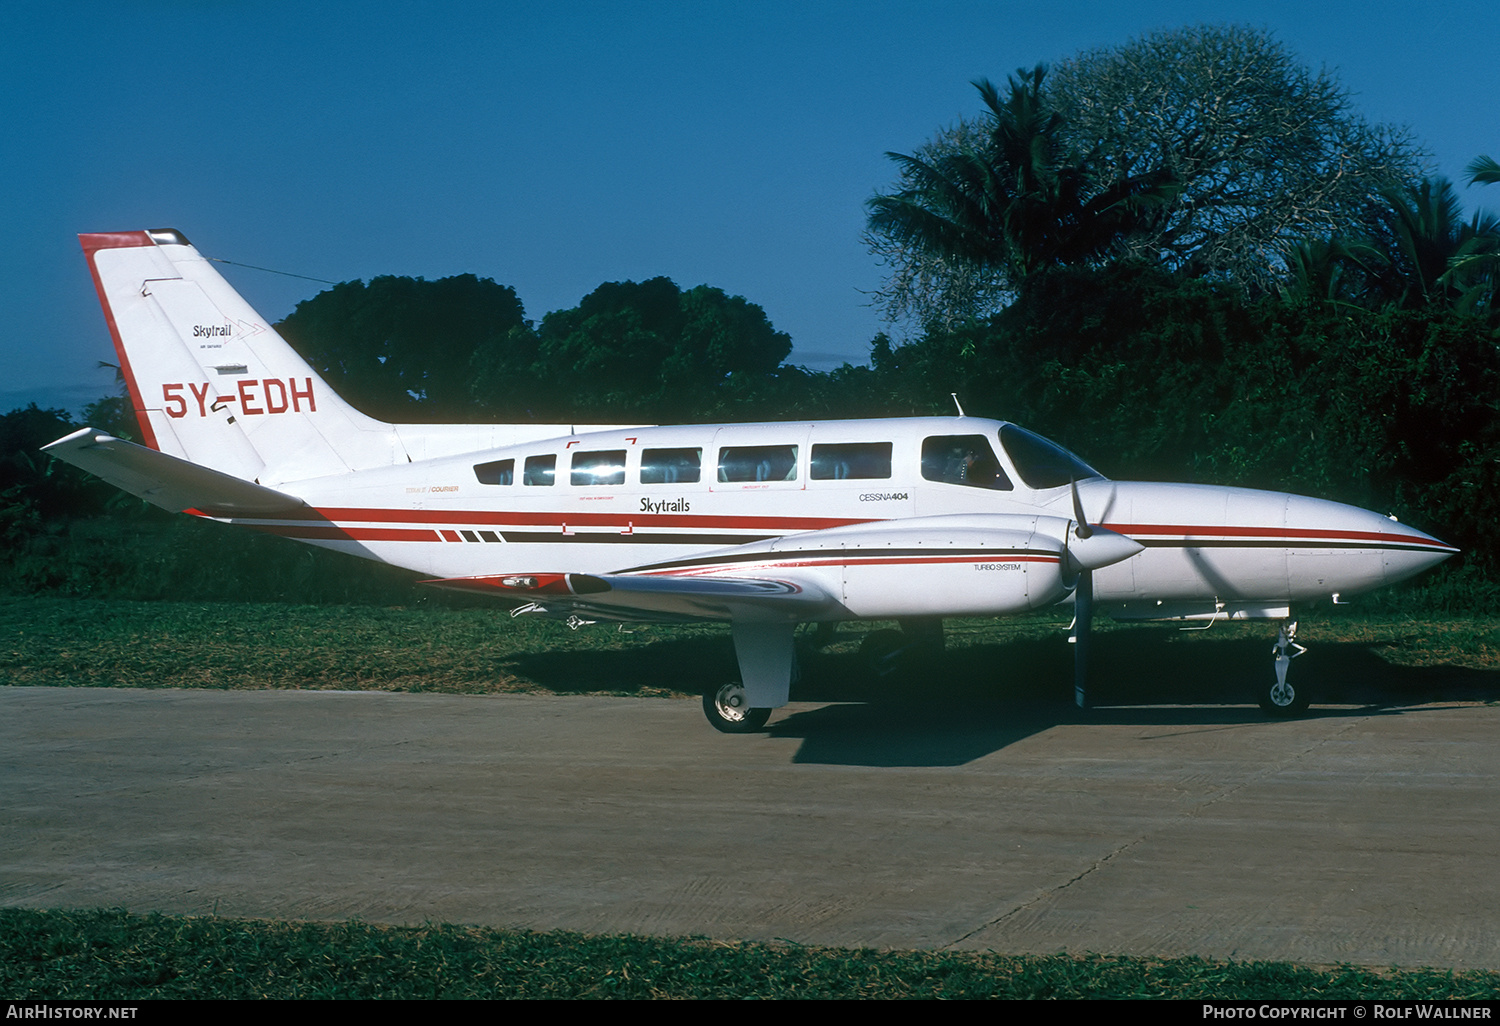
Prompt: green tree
<box><xmin>1363</xmin><ymin>178</ymin><xmax>1500</xmax><ymax>314</ymax></box>
<box><xmin>1442</xmin><ymin>157</ymin><xmax>1500</xmax><ymax>315</ymax></box>
<box><xmin>1277</xmin><ymin>237</ymin><xmax>1384</xmax><ymax>309</ymax></box>
<box><xmin>0</xmin><ymin>405</ymin><xmax>114</xmax><ymax>550</ymax></box>
<box><xmin>474</xmin><ymin>277</ymin><xmax>793</xmax><ymax>422</ymax></box>
<box><xmin>866</xmin><ymin>68</ymin><xmax>1175</xmax><ymax>329</ymax></box>
<box><xmin>870</xmin><ymin>26</ymin><xmax>1426</xmax><ymax>326</ymax></box>
<box><xmin>1465</xmin><ymin>155</ymin><xmax>1500</xmax><ymax>187</ymax></box>
<box><xmin>1046</xmin><ymin>25</ymin><xmax>1424</xmax><ymax>293</ymax></box>
<box><xmin>276</xmin><ymin>274</ymin><xmax>530</xmax><ymax>422</ymax></box>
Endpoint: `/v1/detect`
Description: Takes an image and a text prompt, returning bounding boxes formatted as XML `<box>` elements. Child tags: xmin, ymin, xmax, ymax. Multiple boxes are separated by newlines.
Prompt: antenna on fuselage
<box><xmin>950</xmin><ymin>393</ymin><xmax>965</xmax><ymax>417</ymax></box>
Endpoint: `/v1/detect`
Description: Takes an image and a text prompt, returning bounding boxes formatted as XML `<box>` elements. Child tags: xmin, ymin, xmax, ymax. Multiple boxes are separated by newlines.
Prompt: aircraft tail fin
<box><xmin>79</xmin><ymin>230</ymin><xmax>400</xmax><ymax>485</ymax></box>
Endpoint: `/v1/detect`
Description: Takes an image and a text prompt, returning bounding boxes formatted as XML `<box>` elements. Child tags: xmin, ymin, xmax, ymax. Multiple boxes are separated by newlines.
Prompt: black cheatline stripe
<box><xmin>623</xmin><ymin>546</ymin><xmax>1045</xmax><ymax>574</ymax></box>
<box><xmin>1137</xmin><ymin>539</ymin><xmax>1454</xmax><ymax>553</ymax></box>
<box><xmin>497</xmin><ymin>532</ymin><xmax>773</xmax><ymax>546</ymax></box>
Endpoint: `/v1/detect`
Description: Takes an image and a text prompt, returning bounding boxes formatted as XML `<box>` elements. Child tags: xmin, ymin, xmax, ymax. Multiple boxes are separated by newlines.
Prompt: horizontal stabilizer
<box><xmin>42</xmin><ymin>427</ymin><xmax>304</xmax><ymax>516</ymax></box>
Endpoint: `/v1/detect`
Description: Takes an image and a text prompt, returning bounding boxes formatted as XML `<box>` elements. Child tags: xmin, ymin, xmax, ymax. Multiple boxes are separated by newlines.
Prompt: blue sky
<box><xmin>3</xmin><ymin>0</ymin><xmax>1496</xmax><ymax>415</ymax></box>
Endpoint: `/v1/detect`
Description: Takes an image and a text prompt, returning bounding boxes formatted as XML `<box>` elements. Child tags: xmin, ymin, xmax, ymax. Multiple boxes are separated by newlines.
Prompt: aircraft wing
<box><xmin>422</xmin><ymin>569</ymin><xmax>841</xmax><ymax>622</ymax></box>
<box><xmin>421</xmin><ymin>511</ymin><xmax>1142</xmax><ymax>624</ymax></box>
<box><xmin>42</xmin><ymin>428</ymin><xmax>305</xmax><ymax>516</ymax></box>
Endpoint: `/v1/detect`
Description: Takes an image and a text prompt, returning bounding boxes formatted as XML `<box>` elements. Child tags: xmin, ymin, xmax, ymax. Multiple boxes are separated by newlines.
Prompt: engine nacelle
<box><xmin>767</xmin><ymin>516</ymin><xmax>1080</xmax><ymax>619</ymax></box>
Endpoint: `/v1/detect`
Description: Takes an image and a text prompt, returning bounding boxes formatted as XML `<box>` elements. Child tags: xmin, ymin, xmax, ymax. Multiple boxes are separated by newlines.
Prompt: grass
<box><xmin>4</xmin><ymin>594</ymin><xmax>1498</xmax><ymax>709</ymax></box>
<box><xmin>0</xmin><ymin>595</ymin><xmax>723</xmax><ymax>695</ymax></box>
<box><xmin>3</xmin><ymin>909</ymin><xmax>1497</xmax><ymax>1000</ymax></box>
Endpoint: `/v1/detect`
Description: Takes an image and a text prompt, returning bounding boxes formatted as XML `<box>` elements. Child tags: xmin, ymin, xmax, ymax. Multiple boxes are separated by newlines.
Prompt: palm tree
<box><xmin>1358</xmin><ymin>177</ymin><xmax>1500</xmax><ymax>317</ymax></box>
<box><xmin>866</xmin><ymin>67</ymin><xmax>1177</xmax><ymax>303</ymax></box>
<box><xmin>1366</xmin><ymin>179</ymin><xmax>1474</xmax><ymax>308</ymax></box>
<box><xmin>1441</xmin><ymin>156</ymin><xmax>1500</xmax><ymax>316</ymax></box>
<box><xmin>1279</xmin><ymin>237</ymin><xmax>1383</xmax><ymax>308</ymax></box>
<box><xmin>1465</xmin><ymin>155</ymin><xmax>1500</xmax><ymax>187</ymax></box>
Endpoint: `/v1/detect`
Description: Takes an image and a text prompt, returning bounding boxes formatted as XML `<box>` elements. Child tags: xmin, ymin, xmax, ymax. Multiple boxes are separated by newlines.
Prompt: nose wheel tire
<box><xmin>703</xmin><ymin>683</ymin><xmax>771</xmax><ymax>733</ymax></box>
<box><xmin>1259</xmin><ymin>679</ymin><xmax>1311</xmax><ymax>717</ymax></box>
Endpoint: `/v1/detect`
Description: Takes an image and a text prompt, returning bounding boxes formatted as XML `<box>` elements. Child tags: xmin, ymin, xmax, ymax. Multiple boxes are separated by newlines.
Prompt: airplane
<box><xmin>44</xmin><ymin>229</ymin><xmax>1458</xmax><ymax>732</ymax></box>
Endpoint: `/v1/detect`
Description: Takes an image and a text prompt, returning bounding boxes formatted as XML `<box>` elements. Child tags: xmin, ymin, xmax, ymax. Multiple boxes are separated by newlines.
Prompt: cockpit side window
<box><xmin>921</xmin><ymin>435</ymin><xmax>1013</xmax><ymax>490</ymax></box>
<box><xmin>999</xmin><ymin>424</ymin><xmax>1102</xmax><ymax>489</ymax></box>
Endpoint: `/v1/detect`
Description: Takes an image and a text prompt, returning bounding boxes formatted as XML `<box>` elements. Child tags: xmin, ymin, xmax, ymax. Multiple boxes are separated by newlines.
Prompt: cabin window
<box><xmin>473</xmin><ymin>458</ymin><xmax>514</xmax><ymax>485</ymax></box>
<box><xmin>571</xmin><ymin>449</ymin><xmax>626</xmax><ymax>486</ymax></box>
<box><xmin>718</xmin><ymin>444</ymin><xmax>798</xmax><ymax>483</ymax></box>
<box><xmin>811</xmin><ymin>442</ymin><xmax>892</xmax><ymax>481</ymax></box>
<box><xmin>921</xmin><ymin>435</ymin><xmax>1013</xmax><ymax>490</ymax></box>
<box><xmin>523</xmin><ymin>454</ymin><xmax>556</xmax><ymax>486</ymax></box>
<box><xmin>640</xmin><ymin>447</ymin><xmax>702</xmax><ymax>484</ymax></box>
<box><xmin>999</xmin><ymin>424</ymin><xmax>1102</xmax><ymax>489</ymax></box>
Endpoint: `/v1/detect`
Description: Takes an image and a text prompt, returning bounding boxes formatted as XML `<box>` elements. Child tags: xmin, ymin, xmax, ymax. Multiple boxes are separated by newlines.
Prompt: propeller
<box><xmin>1069</xmin><ymin>478</ymin><xmax>1092</xmax><ymax>708</ymax></box>
<box><xmin>1065</xmin><ymin>479</ymin><xmax>1142</xmax><ymax>709</ymax></box>
<box><xmin>1070</xmin><ymin>553</ymin><xmax>1092</xmax><ymax>709</ymax></box>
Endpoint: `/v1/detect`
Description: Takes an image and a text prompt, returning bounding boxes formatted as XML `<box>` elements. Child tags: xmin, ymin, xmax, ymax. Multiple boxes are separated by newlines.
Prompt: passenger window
<box><xmin>523</xmin><ymin>454</ymin><xmax>556</xmax><ymax>486</ymax></box>
<box><xmin>640</xmin><ymin>447</ymin><xmax>702</xmax><ymax>484</ymax></box>
<box><xmin>571</xmin><ymin>449</ymin><xmax>626</xmax><ymax>486</ymax></box>
<box><xmin>921</xmin><ymin>435</ymin><xmax>1013</xmax><ymax>490</ymax></box>
<box><xmin>718</xmin><ymin>445</ymin><xmax>798</xmax><ymax>483</ymax></box>
<box><xmin>811</xmin><ymin>442</ymin><xmax>892</xmax><ymax>481</ymax></box>
<box><xmin>473</xmin><ymin>458</ymin><xmax>514</xmax><ymax>485</ymax></box>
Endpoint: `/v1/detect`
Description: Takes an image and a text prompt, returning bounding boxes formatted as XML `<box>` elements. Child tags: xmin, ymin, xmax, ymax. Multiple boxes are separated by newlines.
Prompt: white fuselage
<box><xmin>221</xmin><ymin>415</ymin><xmax>1453</xmax><ymax>621</ymax></box>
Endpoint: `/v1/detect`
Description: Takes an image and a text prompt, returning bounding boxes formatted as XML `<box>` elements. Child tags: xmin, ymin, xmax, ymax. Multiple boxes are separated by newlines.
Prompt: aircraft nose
<box><xmin>1282</xmin><ymin>494</ymin><xmax>1458</xmax><ymax>592</ymax></box>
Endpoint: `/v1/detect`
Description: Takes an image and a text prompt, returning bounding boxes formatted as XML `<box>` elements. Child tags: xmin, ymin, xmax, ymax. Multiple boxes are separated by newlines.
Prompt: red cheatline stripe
<box><xmin>257</xmin><ymin>506</ymin><xmax>875</xmax><ymax>532</ymax></box>
<box><xmin>1100</xmin><ymin>522</ymin><xmax>1452</xmax><ymax>549</ymax></box>
<box><xmin>235</xmin><ymin>506</ymin><xmax>1451</xmax><ymax>553</ymax></box>
<box><xmin>643</xmin><ymin>553</ymin><xmax>1060</xmax><ymax>576</ymax></box>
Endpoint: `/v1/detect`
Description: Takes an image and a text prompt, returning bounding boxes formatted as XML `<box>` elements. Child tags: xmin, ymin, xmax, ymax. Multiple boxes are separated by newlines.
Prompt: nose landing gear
<box><xmin>1260</xmin><ymin>620</ymin><xmax>1310</xmax><ymax>716</ymax></box>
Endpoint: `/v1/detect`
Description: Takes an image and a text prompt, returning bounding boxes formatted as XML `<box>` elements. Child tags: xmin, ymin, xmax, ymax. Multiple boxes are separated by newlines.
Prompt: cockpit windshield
<box><xmin>999</xmin><ymin>424</ymin><xmax>1104</xmax><ymax>489</ymax></box>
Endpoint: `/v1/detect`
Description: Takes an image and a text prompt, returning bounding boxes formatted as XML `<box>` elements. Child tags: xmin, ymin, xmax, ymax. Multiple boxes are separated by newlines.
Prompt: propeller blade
<box><xmin>1072</xmin><ymin>568</ymin><xmax>1092</xmax><ymax>709</ymax></box>
<box><xmin>1071</xmin><ymin>478</ymin><xmax>1093</xmax><ymax>539</ymax></box>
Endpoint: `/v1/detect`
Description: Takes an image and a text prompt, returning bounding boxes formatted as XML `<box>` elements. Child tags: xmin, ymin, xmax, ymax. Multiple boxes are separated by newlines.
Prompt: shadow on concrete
<box><xmin>501</xmin><ymin>624</ymin><xmax>1499</xmax><ymax>766</ymax></box>
<box><xmin>771</xmin><ymin>630</ymin><xmax>1500</xmax><ymax>766</ymax></box>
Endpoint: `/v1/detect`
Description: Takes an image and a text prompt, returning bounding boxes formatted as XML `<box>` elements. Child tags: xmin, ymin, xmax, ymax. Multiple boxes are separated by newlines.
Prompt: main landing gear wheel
<box><xmin>1258</xmin><ymin>677</ymin><xmax>1311</xmax><ymax>717</ymax></box>
<box><xmin>703</xmin><ymin>683</ymin><xmax>771</xmax><ymax>733</ymax></box>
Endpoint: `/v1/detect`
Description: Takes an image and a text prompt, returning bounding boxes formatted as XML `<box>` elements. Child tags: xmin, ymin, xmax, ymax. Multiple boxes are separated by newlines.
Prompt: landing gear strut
<box><xmin>859</xmin><ymin>618</ymin><xmax>944</xmax><ymax>678</ymax></box>
<box><xmin>1260</xmin><ymin>620</ymin><xmax>1310</xmax><ymax>716</ymax></box>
